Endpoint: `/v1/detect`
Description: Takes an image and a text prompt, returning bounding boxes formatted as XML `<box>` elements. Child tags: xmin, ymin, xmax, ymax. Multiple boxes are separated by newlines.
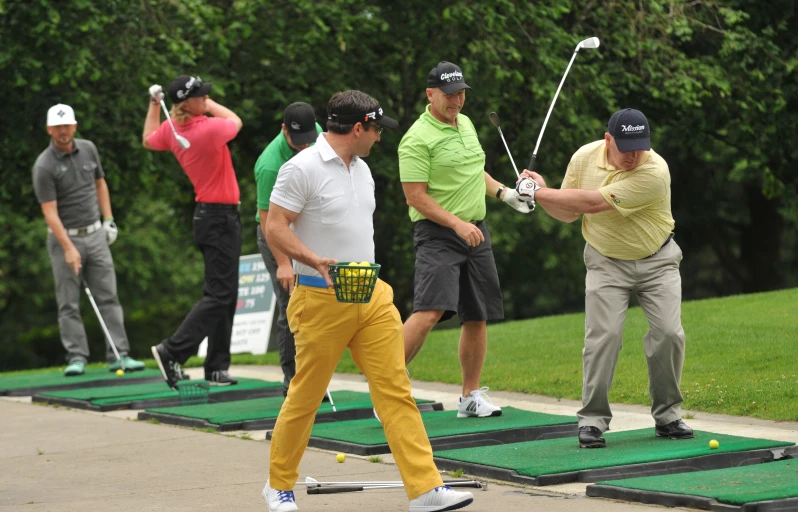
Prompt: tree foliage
<box><xmin>1</xmin><ymin>0</ymin><xmax>796</xmax><ymax>370</ymax></box>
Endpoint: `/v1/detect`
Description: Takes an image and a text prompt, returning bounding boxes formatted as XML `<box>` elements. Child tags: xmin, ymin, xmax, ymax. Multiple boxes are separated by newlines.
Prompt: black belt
<box><xmin>196</xmin><ymin>202</ymin><xmax>239</xmax><ymax>211</ymax></box>
<box><xmin>648</xmin><ymin>233</ymin><xmax>674</xmax><ymax>258</ymax></box>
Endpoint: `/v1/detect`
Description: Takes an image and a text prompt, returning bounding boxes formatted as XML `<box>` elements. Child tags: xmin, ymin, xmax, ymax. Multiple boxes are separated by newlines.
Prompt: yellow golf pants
<box><xmin>268</xmin><ymin>279</ymin><xmax>443</xmax><ymax>499</ymax></box>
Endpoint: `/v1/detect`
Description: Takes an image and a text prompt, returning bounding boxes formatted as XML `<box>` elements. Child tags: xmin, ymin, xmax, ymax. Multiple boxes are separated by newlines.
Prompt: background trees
<box><xmin>1</xmin><ymin>0</ymin><xmax>795</xmax><ymax>370</ymax></box>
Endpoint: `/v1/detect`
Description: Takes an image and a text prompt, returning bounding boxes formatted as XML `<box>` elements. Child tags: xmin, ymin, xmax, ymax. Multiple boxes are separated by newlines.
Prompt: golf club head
<box><xmin>176</xmin><ymin>135</ymin><xmax>191</xmax><ymax>149</ymax></box>
<box><xmin>305</xmin><ymin>476</ymin><xmax>319</xmax><ymax>486</ymax></box>
<box><xmin>578</xmin><ymin>37</ymin><xmax>600</xmax><ymax>50</ymax></box>
<box><xmin>488</xmin><ymin>111</ymin><xmax>501</xmax><ymax>129</ymax></box>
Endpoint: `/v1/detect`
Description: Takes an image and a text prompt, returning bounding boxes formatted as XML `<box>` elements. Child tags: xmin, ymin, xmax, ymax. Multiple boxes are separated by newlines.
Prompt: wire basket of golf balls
<box><xmin>329</xmin><ymin>261</ymin><xmax>381</xmax><ymax>304</ymax></box>
<box><xmin>177</xmin><ymin>380</ymin><xmax>210</xmax><ymax>406</ymax></box>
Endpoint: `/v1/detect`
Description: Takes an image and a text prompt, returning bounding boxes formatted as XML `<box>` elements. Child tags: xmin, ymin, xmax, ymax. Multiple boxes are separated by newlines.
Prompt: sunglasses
<box><xmin>368</xmin><ymin>123</ymin><xmax>383</xmax><ymax>135</ymax></box>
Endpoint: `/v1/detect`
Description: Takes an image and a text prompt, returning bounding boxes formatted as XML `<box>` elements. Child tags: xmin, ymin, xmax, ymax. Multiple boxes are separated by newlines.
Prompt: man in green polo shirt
<box><xmin>254</xmin><ymin>102</ymin><xmax>323</xmax><ymax>394</ymax></box>
<box><xmin>399</xmin><ymin>61</ymin><xmax>531</xmax><ymax>419</ymax></box>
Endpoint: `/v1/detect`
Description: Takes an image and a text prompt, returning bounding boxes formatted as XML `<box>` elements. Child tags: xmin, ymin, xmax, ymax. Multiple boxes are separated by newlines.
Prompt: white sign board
<box><xmin>198</xmin><ymin>253</ymin><xmax>276</xmax><ymax>356</ymax></box>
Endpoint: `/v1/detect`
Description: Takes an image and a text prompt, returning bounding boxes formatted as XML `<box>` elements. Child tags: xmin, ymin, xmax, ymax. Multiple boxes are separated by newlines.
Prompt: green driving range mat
<box><xmin>433</xmin><ymin>429</ymin><xmax>795</xmax><ymax>486</ymax></box>
<box><xmin>302</xmin><ymin>406</ymin><xmax>577</xmax><ymax>455</ymax></box>
<box><xmin>138</xmin><ymin>390</ymin><xmax>443</xmax><ymax>431</ymax></box>
<box><xmin>0</xmin><ymin>368</ymin><xmax>164</xmax><ymax>396</ymax></box>
<box><xmin>32</xmin><ymin>378</ymin><xmax>283</xmax><ymax>412</ymax></box>
<box><xmin>587</xmin><ymin>457</ymin><xmax>798</xmax><ymax>511</ymax></box>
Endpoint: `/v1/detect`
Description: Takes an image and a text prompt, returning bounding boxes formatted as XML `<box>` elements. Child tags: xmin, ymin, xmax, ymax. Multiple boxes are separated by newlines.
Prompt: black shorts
<box><xmin>413</xmin><ymin>219</ymin><xmax>504</xmax><ymax>323</ymax></box>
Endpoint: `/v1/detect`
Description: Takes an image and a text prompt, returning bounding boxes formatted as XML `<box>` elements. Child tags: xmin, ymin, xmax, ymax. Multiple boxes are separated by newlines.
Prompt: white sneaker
<box><xmin>262</xmin><ymin>480</ymin><xmax>298</xmax><ymax>512</ymax></box>
<box><xmin>457</xmin><ymin>387</ymin><xmax>502</xmax><ymax>418</ymax></box>
<box><xmin>409</xmin><ymin>486</ymin><xmax>474</xmax><ymax>512</ymax></box>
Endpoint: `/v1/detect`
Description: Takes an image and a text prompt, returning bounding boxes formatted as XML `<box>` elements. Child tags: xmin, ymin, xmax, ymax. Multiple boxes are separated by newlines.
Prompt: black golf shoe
<box><xmin>578</xmin><ymin>426</ymin><xmax>607</xmax><ymax>448</ymax></box>
<box><xmin>207</xmin><ymin>370</ymin><xmax>238</xmax><ymax>386</ymax></box>
<box><xmin>655</xmin><ymin>419</ymin><xmax>694</xmax><ymax>439</ymax></box>
<box><xmin>151</xmin><ymin>343</ymin><xmax>183</xmax><ymax>390</ymax></box>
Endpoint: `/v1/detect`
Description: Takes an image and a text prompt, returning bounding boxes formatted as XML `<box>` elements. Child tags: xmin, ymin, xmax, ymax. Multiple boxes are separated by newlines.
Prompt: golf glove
<box><xmin>502</xmin><ymin>188</ymin><xmax>532</xmax><ymax>213</ymax></box>
<box><xmin>148</xmin><ymin>84</ymin><xmax>164</xmax><ymax>103</ymax></box>
<box><xmin>103</xmin><ymin>219</ymin><xmax>118</xmax><ymax>245</ymax></box>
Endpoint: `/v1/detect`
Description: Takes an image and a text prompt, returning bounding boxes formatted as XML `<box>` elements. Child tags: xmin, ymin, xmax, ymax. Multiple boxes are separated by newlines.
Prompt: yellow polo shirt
<box><xmin>561</xmin><ymin>140</ymin><xmax>674</xmax><ymax>260</ymax></box>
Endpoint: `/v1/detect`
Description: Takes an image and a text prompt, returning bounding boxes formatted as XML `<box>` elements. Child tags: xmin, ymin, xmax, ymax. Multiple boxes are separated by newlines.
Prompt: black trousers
<box><xmin>165</xmin><ymin>203</ymin><xmax>242</xmax><ymax>373</ymax></box>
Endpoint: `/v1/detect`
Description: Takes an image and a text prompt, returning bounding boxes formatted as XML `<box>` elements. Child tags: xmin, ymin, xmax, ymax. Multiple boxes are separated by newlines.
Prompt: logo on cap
<box><xmin>621</xmin><ymin>124</ymin><xmax>645</xmax><ymax>133</ymax></box>
<box><xmin>440</xmin><ymin>71</ymin><xmax>463</xmax><ymax>82</ymax></box>
<box><xmin>57</xmin><ymin>110</ymin><xmax>65</xmax><ymax>118</ymax></box>
<box><xmin>290</xmin><ymin>121</ymin><xmax>301</xmax><ymax>130</ymax></box>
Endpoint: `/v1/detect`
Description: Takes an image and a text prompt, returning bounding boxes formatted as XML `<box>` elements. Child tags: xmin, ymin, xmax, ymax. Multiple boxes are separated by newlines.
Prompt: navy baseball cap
<box><xmin>607</xmin><ymin>108</ymin><xmax>651</xmax><ymax>152</ymax></box>
<box><xmin>427</xmin><ymin>61</ymin><xmax>472</xmax><ymax>94</ymax></box>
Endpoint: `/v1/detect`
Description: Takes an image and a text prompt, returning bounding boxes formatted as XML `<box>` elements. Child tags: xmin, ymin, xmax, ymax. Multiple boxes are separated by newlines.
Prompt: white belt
<box><xmin>48</xmin><ymin>220</ymin><xmax>102</xmax><ymax>237</ymax></box>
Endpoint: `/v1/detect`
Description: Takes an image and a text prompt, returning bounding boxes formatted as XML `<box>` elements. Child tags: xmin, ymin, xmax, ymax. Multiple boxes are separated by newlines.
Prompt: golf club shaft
<box><xmin>159</xmin><ymin>99</ymin><xmax>184</xmax><ymax>142</ymax></box>
<box><xmin>81</xmin><ymin>277</ymin><xmax>124</xmax><ymax>368</ymax></box>
<box><xmin>528</xmin><ymin>47</ymin><xmax>581</xmax><ymax>170</ymax></box>
<box><xmin>326</xmin><ymin>388</ymin><xmax>336</xmax><ymax>412</ymax></box>
<box><xmin>302</xmin><ymin>479</ymin><xmax>481</xmax><ymax>487</ymax></box>
<box><xmin>307</xmin><ymin>481</ymin><xmax>483</xmax><ymax>494</ymax></box>
<box><xmin>496</xmin><ymin>128</ymin><xmax>520</xmax><ymax>178</ymax></box>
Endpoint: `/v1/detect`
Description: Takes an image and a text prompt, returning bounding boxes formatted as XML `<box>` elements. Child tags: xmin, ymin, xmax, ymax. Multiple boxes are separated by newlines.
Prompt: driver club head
<box><xmin>176</xmin><ymin>135</ymin><xmax>191</xmax><ymax>149</ymax></box>
<box><xmin>488</xmin><ymin>111</ymin><xmax>502</xmax><ymax>129</ymax></box>
<box><xmin>578</xmin><ymin>37</ymin><xmax>600</xmax><ymax>50</ymax></box>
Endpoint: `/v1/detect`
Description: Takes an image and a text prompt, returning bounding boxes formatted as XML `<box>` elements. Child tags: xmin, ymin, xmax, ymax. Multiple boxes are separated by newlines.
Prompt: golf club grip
<box><xmin>527</xmin><ymin>153</ymin><xmax>537</xmax><ymax>172</ymax></box>
<box><xmin>307</xmin><ymin>486</ymin><xmax>364</xmax><ymax>494</ymax></box>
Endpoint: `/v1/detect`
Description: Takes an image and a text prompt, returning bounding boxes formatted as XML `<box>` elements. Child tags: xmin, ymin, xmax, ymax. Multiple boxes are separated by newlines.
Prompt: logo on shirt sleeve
<box><xmin>610</xmin><ymin>193</ymin><xmax>620</xmax><ymax>205</ymax></box>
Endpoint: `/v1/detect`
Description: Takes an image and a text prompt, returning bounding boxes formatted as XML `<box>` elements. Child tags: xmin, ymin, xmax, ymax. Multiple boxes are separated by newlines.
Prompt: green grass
<box><xmin>6</xmin><ymin>289</ymin><xmax>797</xmax><ymax>421</ymax></box>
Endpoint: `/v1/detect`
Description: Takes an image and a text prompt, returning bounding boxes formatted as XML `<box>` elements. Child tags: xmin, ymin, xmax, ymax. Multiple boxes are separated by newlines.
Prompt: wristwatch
<box><xmin>496</xmin><ymin>186</ymin><xmax>506</xmax><ymax>199</ymax></box>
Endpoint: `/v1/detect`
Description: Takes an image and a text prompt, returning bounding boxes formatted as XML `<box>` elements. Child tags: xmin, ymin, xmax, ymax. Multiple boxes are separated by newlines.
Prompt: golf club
<box><xmin>489</xmin><ymin>111</ymin><xmax>535</xmax><ymax>210</ymax></box>
<box><xmin>159</xmin><ymin>99</ymin><xmax>191</xmax><ymax>150</ymax></box>
<box><xmin>326</xmin><ymin>388</ymin><xmax>336</xmax><ymax>412</ymax></box>
<box><xmin>527</xmin><ymin>36</ymin><xmax>600</xmax><ymax>172</ymax></box>
<box><xmin>81</xmin><ymin>277</ymin><xmax>124</xmax><ymax>371</ymax></box>
<box><xmin>302</xmin><ymin>476</ymin><xmax>486</xmax><ymax>494</ymax></box>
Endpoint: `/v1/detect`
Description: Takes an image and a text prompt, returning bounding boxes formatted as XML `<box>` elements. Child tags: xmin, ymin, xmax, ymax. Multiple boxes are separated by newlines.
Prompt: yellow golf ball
<box><xmin>709</xmin><ymin>439</ymin><xmax>719</xmax><ymax>449</ymax></box>
<box><xmin>115</xmin><ymin>369</ymin><xmax>124</xmax><ymax>377</ymax></box>
<box><xmin>336</xmin><ymin>453</ymin><xmax>345</xmax><ymax>463</ymax></box>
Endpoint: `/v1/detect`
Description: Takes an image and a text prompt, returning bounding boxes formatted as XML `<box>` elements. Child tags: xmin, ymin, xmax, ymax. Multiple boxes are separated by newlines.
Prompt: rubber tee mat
<box><xmin>0</xmin><ymin>368</ymin><xmax>165</xmax><ymax>396</ymax></box>
<box><xmin>587</xmin><ymin>454</ymin><xmax>798</xmax><ymax>511</ymax></box>
<box><xmin>296</xmin><ymin>406</ymin><xmax>577</xmax><ymax>455</ymax></box>
<box><xmin>32</xmin><ymin>378</ymin><xmax>283</xmax><ymax>412</ymax></box>
<box><xmin>432</xmin><ymin>428</ymin><xmax>794</xmax><ymax>486</ymax></box>
<box><xmin>138</xmin><ymin>390</ymin><xmax>443</xmax><ymax>431</ymax></box>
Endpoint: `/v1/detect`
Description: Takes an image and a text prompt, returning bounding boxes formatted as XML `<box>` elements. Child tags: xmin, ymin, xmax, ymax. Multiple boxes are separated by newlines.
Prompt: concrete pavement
<box><xmin>2</xmin><ymin>364</ymin><xmax>797</xmax><ymax>511</ymax></box>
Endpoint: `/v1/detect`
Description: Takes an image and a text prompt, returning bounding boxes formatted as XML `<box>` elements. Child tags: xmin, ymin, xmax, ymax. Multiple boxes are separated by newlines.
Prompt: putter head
<box><xmin>176</xmin><ymin>135</ymin><xmax>191</xmax><ymax>149</ymax></box>
<box><xmin>578</xmin><ymin>37</ymin><xmax>600</xmax><ymax>50</ymax></box>
<box><xmin>488</xmin><ymin>111</ymin><xmax>501</xmax><ymax>129</ymax></box>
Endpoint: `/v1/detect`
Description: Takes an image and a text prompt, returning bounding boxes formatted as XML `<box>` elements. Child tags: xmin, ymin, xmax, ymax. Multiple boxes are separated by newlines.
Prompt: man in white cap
<box><xmin>32</xmin><ymin>104</ymin><xmax>144</xmax><ymax>376</ymax></box>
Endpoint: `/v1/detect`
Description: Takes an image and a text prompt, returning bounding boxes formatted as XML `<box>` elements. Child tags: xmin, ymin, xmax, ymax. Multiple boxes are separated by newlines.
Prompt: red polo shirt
<box><xmin>147</xmin><ymin>116</ymin><xmax>240</xmax><ymax>204</ymax></box>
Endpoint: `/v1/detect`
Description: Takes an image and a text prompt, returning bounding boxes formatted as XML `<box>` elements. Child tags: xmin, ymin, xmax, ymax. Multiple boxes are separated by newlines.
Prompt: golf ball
<box><xmin>115</xmin><ymin>369</ymin><xmax>124</xmax><ymax>377</ymax></box>
<box><xmin>709</xmin><ymin>439</ymin><xmax>719</xmax><ymax>449</ymax></box>
<box><xmin>336</xmin><ymin>453</ymin><xmax>345</xmax><ymax>463</ymax></box>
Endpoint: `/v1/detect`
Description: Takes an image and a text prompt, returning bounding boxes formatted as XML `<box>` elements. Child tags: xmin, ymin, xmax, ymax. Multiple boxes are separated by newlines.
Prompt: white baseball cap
<box><xmin>47</xmin><ymin>104</ymin><xmax>77</xmax><ymax>126</ymax></box>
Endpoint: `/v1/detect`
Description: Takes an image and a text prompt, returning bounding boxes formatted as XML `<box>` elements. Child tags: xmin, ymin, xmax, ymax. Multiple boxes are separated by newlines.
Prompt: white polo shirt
<box><xmin>270</xmin><ymin>133</ymin><xmax>376</xmax><ymax>277</ymax></box>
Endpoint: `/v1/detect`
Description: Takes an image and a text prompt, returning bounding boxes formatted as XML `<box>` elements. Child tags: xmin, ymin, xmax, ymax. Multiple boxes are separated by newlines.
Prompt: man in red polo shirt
<box><xmin>142</xmin><ymin>75</ymin><xmax>243</xmax><ymax>388</ymax></box>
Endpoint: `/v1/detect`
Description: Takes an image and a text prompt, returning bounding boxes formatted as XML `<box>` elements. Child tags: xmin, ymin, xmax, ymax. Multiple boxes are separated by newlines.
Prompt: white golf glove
<box><xmin>103</xmin><ymin>219</ymin><xmax>118</xmax><ymax>245</ymax></box>
<box><xmin>515</xmin><ymin>178</ymin><xmax>541</xmax><ymax>210</ymax></box>
<box><xmin>148</xmin><ymin>84</ymin><xmax>164</xmax><ymax>103</ymax></box>
<box><xmin>502</xmin><ymin>188</ymin><xmax>532</xmax><ymax>213</ymax></box>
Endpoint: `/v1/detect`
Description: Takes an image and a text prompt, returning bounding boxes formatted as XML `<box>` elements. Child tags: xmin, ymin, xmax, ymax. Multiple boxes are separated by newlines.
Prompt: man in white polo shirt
<box><xmin>262</xmin><ymin>90</ymin><xmax>474</xmax><ymax>512</ymax></box>
<box><xmin>518</xmin><ymin>108</ymin><xmax>692</xmax><ymax>449</ymax></box>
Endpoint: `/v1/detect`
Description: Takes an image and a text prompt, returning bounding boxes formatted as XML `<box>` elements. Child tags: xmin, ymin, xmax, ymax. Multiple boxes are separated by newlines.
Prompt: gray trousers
<box><xmin>47</xmin><ymin>229</ymin><xmax>130</xmax><ymax>364</ymax></box>
<box><xmin>256</xmin><ymin>225</ymin><xmax>296</xmax><ymax>391</ymax></box>
<box><xmin>578</xmin><ymin>240</ymin><xmax>686</xmax><ymax>431</ymax></box>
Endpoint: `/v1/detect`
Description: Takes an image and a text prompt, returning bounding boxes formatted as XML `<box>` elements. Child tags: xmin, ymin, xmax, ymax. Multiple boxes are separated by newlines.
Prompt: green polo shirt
<box><xmin>398</xmin><ymin>105</ymin><xmax>486</xmax><ymax>223</ymax></box>
<box><xmin>254</xmin><ymin>123</ymin><xmax>323</xmax><ymax>222</ymax></box>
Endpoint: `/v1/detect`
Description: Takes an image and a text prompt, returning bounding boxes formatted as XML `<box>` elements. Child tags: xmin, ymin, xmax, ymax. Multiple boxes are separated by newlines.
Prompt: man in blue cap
<box><xmin>519</xmin><ymin>108</ymin><xmax>692</xmax><ymax>448</ymax></box>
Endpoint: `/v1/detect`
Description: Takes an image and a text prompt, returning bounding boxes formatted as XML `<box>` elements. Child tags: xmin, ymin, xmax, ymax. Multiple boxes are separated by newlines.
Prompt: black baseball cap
<box><xmin>427</xmin><ymin>61</ymin><xmax>472</xmax><ymax>94</ymax></box>
<box><xmin>607</xmin><ymin>108</ymin><xmax>651</xmax><ymax>152</ymax></box>
<box><xmin>283</xmin><ymin>102</ymin><xmax>318</xmax><ymax>146</ymax></box>
<box><xmin>168</xmin><ymin>75</ymin><xmax>212</xmax><ymax>104</ymax></box>
<box><xmin>327</xmin><ymin>105</ymin><xmax>399</xmax><ymax>130</ymax></box>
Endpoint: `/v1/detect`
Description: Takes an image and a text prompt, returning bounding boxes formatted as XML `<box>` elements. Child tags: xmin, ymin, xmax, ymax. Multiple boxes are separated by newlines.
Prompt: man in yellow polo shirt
<box><xmin>519</xmin><ymin>108</ymin><xmax>692</xmax><ymax>448</ymax></box>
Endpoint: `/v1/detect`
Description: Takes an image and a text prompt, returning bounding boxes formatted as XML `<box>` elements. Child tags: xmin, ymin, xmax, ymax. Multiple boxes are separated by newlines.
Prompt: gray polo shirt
<box><xmin>270</xmin><ymin>133</ymin><xmax>376</xmax><ymax>278</ymax></box>
<box><xmin>32</xmin><ymin>138</ymin><xmax>105</xmax><ymax>228</ymax></box>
